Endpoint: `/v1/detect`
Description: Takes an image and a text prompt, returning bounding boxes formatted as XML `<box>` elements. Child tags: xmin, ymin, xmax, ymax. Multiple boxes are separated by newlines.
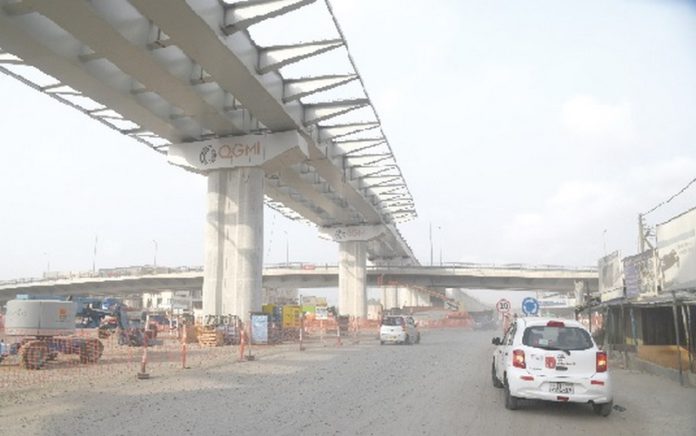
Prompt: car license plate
<box><xmin>549</xmin><ymin>382</ymin><xmax>574</xmax><ymax>394</ymax></box>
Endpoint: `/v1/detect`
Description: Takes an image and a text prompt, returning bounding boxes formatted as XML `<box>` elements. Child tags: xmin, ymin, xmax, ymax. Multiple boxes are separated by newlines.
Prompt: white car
<box><xmin>379</xmin><ymin>315</ymin><xmax>420</xmax><ymax>345</ymax></box>
<box><xmin>491</xmin><ymin>317</ymin><xmax>613</xmax><ymax>416</ymax></box>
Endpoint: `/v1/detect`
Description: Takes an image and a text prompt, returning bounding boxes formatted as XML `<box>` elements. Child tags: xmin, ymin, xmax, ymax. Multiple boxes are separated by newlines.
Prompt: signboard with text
<box><xmin>598</xmin><ymin>251</ymin><xmax>623</xmax><ymax>302</ymax></box>
<box><xmin>315</xmin><ymin>306</ymin><xmax>329</xmax><ymax>321</ymax></box>
<box><xmin>623</xmin><ymin>250</ymin><xmax>656</xmax><ymax>298</ymax></box>
<box><xmin>657</xmin><ymin>207</ymin><xmax>696</xmax><ymax>292</ymax></box>
<box><xmin>319</xmin><ymin>224</ymin><xmax>386</xmax><ymax>242</ymax></box>
<box><xmin>168</xmin><ymin>130</ymin><xmax>308</xmax><ymax>170</ymax></box>
<box><xmin>250</xmin><ymin>313</ymin><xmax>269</xmax><ymax>345</ymax></box>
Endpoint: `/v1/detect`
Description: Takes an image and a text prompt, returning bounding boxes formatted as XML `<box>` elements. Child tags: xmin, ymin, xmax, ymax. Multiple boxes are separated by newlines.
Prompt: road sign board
<box><xmin>522</xmin><ymin>297</ymin><xmax>539</xmax><ymax>315</ymax></box>
<box><xmin>496</xmin><ymin>299</ymin><xmax>511</xmax><ymax>313</ymax></box>
<box><xmin>315</xmin><ymin>306</ymin><xmax>329</xmax><ymax>321</ymax></box>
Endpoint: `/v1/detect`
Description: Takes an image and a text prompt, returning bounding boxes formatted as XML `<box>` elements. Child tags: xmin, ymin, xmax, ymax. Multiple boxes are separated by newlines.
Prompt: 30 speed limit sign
<box><xmin>496</xmin><ymin>298</ymin><xmax>511</xmax><ymax>314</ymax></box>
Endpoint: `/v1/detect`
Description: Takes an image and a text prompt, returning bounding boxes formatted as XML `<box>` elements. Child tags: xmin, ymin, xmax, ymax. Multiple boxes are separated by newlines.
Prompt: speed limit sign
<box><xmin>496</xmin><ymin>298</ymin><xmax>511</xmax><ymax>314</ymax></box>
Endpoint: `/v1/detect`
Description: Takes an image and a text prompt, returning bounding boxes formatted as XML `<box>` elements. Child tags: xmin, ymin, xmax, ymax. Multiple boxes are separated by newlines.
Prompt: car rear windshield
<box><xmin>382</xmin><ymin>317</ymin><xmax>404</xmax><ymax>326</ymax></box>
<box><xmin>522</xmin><ymin>326</ymin><xmax>593</xmax><ymax>351</ymax></box>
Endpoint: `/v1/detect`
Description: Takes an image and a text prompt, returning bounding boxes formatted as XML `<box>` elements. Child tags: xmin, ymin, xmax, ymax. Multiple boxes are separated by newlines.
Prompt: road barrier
<box><xmin>0</xmin><ymin>328</ymin><xmax>236</xmax><ymax>389</ymax></box>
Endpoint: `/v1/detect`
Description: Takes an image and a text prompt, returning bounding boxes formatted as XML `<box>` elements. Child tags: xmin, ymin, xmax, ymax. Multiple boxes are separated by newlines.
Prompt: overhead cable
<box><xmin>643</xmin><ymin>175</ymin><xmax>696</xmax><ymax>216</ymax></box>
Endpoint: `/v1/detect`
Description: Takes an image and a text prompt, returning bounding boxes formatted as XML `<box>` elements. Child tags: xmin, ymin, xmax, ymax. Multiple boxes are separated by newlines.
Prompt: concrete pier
<box><xmin>202</xmin><ymin>167</ymin><xmax>264</xmax><ymax>318</ymax></box>
<box><xmin>338</xmin><ymin>240</ymin><xmax>367</xmax><ymax>318</ymax></box>
<box><xmin>384</xmin><ymin>285</ymin><xmax>399</xmax><ymax>310</ymax></box>
<box><xmin>416</xmin><ymin>292</ymin><xmax>430</xmax><ymax>307</ymax></box>
<box><xmin>396</xmin><ymin>286</ymin><xmax>418</xmax><ymax>308</ymax></box>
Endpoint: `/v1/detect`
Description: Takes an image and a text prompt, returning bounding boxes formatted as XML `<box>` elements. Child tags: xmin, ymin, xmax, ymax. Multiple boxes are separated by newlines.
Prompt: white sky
<box><xmin>1</xmin><ymin>0</ymin><xmax>696</xmax><ymax>281</ymax></box>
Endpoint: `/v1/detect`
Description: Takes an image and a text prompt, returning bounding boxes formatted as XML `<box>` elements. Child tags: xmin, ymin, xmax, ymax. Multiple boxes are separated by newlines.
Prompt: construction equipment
<box><xmin>93</xmin><ymin>302</ymin><xmax>158</xmax><ymax>347</ymax></box>
<box><xmin>0</xmin><ymin>300</ymin><xmax>103</xmax><ymax>369</ymax></box>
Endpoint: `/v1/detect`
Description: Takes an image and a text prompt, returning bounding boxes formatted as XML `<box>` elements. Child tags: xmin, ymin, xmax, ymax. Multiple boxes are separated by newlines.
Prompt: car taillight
<box><xmin>596</xmin><ymin>351</ymin><xmax>608</xmax><ymax>373</ymax></box>
<box><xmin>513</xmin><ymin>349</ymin><xmax>526</xmax><ymax>368</ymax></box>
<box><xmin>546</xmin><ymin>320</ymin><xmax>565</xmax><ymax>327</ymax></box>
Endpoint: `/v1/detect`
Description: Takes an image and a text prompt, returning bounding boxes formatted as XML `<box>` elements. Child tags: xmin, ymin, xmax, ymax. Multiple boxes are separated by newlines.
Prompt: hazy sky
<box><xmin>1</xmin><ymin>0</ymin><xmax>696</xmax><ymax>280</ymax></box>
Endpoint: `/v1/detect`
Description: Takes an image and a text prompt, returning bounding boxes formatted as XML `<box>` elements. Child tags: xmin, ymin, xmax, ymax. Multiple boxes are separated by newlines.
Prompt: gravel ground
<box><xmin>0</xmin><ymin>329</ymin><xmax>694</xmax><ymax>436</ymax></box>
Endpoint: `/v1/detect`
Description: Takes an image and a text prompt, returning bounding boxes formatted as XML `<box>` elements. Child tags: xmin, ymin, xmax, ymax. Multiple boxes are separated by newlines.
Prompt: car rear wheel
<box><xmin>504</xmin><ymin>376</ymin><xmax>519</xmax><ymax>410</ymax></box>
<box><xmin>592</xmin><ymin>401</ymin><xmax>613</xmax><ymax>417</ymax></box>
<box><xmin>492</xmin><ymin>361</ymin><xmax>503</xmax><ymax>388</ymax></box>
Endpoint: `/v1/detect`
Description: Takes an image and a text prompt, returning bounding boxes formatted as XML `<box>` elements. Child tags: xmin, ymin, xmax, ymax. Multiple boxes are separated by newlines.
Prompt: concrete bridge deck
<box><xmin>0</xmin><ymin>264</ymin><xmax>597</xmax><ymax>300</ymax></box>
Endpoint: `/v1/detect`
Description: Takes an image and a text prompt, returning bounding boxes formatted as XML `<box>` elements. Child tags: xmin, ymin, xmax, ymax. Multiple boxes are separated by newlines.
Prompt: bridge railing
<box><xmin>437</xmin><ymin>262</ymin><xmax>597</xmax><ymax>272</ymax></box>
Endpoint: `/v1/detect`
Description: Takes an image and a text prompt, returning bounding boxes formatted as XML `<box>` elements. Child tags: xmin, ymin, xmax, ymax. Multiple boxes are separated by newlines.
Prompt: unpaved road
<box><xmin>1</xmin><ymin>329</ymin><xmax>694</xmax><ymax>435</ymax></box>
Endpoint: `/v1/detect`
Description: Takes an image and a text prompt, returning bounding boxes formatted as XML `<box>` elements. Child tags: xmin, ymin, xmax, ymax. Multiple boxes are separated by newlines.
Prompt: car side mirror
<box><xmin>492</xmin><ymin>337</ymin><xmax>501</xmax><ymax>345</ymax></box>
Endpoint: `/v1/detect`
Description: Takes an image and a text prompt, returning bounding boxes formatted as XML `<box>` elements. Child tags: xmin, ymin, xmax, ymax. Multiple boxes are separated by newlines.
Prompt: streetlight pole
<box><xmin>284</xmin><ymin>231</ymin><xmax>289</xmax><ymax>266</ymax></box>
<box><xmin>152</xmin><ymin>240</ymin><xmax>158</xmax><ymax>271</ymax></box>
<box><xmin>438</xmin><ymin>225</ymin><xmax>443</xmax><ymax>266</ymax></box>
<box><xmin>42</xmin><ymin>252</ymin><xmax>50</xmax><ymax>276</ymax></box>
<box><xmin>92</xmin><ymin>235</ymin><xmax>98</xmax><ymax>275</ymax></box>
<box><xmin>429</xmin><ymin>222</ymin><xmax>433</xmax><ymax>266</ymax></box>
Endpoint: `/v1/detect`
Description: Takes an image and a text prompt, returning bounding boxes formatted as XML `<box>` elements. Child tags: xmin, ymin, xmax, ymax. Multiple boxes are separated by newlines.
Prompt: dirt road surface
<box><xmin>1</xmin><ymin>329</ymin><xmax>694</xmax><ymax>435</ymax></box>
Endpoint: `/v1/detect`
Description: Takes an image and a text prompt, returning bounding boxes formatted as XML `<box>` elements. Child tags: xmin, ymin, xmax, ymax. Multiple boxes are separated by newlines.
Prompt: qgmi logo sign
<box><xmin>199</xmin><ymin>144</ymin><xmax>217</xmax><ymax>165</ymax></box>
<box><xmin>199</xmin><ymin>142</ymin><xmax>262</xmax><ymax>166</ymax></box>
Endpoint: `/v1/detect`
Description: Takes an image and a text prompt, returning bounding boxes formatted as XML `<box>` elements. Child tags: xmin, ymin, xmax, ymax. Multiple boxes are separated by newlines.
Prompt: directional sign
<box><xmin>496</xmin><ymin>299</ymin><xmax>511</xmax><ymax>314</ymax></box>
<box><xmin>522</xmin><ymin>297</ymin><xmax>540</xmax><ymax>316</ymax></box>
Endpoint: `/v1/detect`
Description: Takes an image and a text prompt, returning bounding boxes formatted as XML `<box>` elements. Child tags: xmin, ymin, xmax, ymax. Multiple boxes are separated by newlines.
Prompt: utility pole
<box><xmin>284</xmin><ymin>231</ymin><xmax>289</xmax><ymax>266</ymax></box>
<box><xmin>43</xmin><ymin>252</ymin><xmax>50</xmax><ymax>275</ymax></box>
<box><xmin>438</xmin><ymin>225</ymin><xmax>443</xmax><ymax>266</ymax></box>
<box><xmin>602</xmin><ymin>229</ymin><xmax>607</xmax><ymax>255</ymax></box>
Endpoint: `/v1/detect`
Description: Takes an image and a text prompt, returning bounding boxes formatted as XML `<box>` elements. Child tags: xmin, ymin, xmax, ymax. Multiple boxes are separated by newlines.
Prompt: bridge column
<box><xmin>416</xmin><ymin>291</ymin><xmax>430</xmax><ymax>307</ymax></box>
<box><xmin>321</xmin><ymin>224</ymin><xmax>386</xmax><ymax>318</ymax></box>
<box><xmin>168</xmin><ymin>131</ymin><xmax>308</xmax><ymax>318</ymax></box>
<box><xmin>338</xmin><ymin>240</ymin><xmax>367</xmax><ymax>318</ymax></box>
<box><xmin>384</xmin><ymin>285</ymin><xmax>399</xmax><ymax>310</ymax></box>
<box><xmin>407</xmin><ymin>288</ymin><xmax>417</xmax><ymax>307</ymax></box>
<box><xmin>202</xmin><ymin>167</ymin><xmax>264</xmax><ymax>318</ymax></box>
<box><xmin>397</xmin><ymin>286</ymin><xmax>414</xmax><ymax>308</ymax></box>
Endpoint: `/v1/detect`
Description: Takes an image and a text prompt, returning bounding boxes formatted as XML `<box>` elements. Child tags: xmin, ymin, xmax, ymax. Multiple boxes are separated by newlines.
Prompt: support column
<box><xmin>338</xmin><ymin>241</ymin><xmax>367</xmax><ymax>318</ymax></box>
<box><xmin>408</xmin><ymin>288</ymin><xmax>418</xmax><ymax>307</ymax></box>
<box><xmin>202</xmin><ymin>167</ymin><xmax>264</xmax><ymax>318</ymax></box>
<box><xmin>397</xmin><ymin>286</ymin><xmax>412</xmax><ymax>308</ymax></box>
<box><xmin>416</xmin><ymin>291</ymin><xmax>430</xmax><ymax>307</ymax></box>
<box><xmin>384</xmin><ymin>286</ymin><xmax>398</xmax><ymax>310</ymax></box>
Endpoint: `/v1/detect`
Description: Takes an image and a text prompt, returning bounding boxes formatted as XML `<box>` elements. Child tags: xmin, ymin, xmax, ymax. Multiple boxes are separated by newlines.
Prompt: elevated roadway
<box><xmin>0</xmin><ymin>264</ymin><xmax>598</xmax><ymax>300</ymax></box>
<box><xmin>0</xmin><ymin>0</ymin><xmax>417</xmax><ymax>318</ymax></box>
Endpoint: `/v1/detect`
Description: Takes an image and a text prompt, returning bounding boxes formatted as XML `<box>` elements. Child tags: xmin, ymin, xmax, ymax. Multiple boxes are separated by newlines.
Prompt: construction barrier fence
<box><xmin>0</xmin><ymin>313</ymin><xmax>473</xmax><ymax>390</ymax></box>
